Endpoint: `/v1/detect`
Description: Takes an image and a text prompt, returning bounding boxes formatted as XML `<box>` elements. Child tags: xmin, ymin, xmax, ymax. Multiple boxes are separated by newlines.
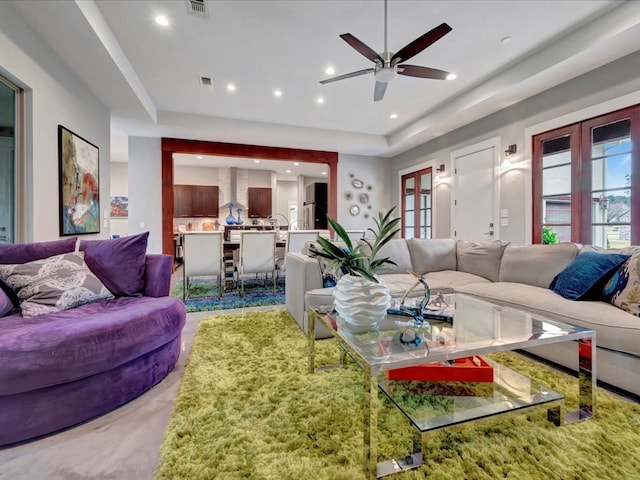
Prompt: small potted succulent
<box><xmin>311</xmin><ymin>207</ymin><xmax>401</xmax><ymax>328</ymax></box>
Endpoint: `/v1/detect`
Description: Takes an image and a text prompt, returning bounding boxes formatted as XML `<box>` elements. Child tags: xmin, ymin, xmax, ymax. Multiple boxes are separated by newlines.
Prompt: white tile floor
<box><xmin>0</xmin><ymin>268</ymin><xmax>284</xmax><ymax>480</ymax></box>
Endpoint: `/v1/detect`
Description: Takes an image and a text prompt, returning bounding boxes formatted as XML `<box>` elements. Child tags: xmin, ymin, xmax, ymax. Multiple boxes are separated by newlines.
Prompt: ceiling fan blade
<box><xmin>319</xmin><ymin>68</ymin><xmax>374</xmax><ymax>84</ymax></box>
<box><xmin>340</xmin><ymin>33</ymin><xmax>384</xmax><ymax>64</ymax></box>
<box><xmin>397</xmin><ymin>65</ymin><xmax>449</xmax><ymax>80</ymax></box>
<box><xmin>374</xmin><ymin>81</ymin><xmax>387</xmax><ymax>102</ymax></box>
<box><xmin>391</xmin><ymin>23</ymin><xmax>452</xmax><ymax>65</ymax></box>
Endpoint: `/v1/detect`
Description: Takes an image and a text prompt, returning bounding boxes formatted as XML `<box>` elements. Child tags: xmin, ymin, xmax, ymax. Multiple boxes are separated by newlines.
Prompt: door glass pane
<box><xmin>590</xmin><ymin>189</ymin><xmax>630</xmax><ymax>224</ymax></box>
<box><xmin>542</xmin><ymin>165</ymin><xmax>571</xmax><ymax>196</ymax></box>
<box><xmin>591</xmin><ymin>154</ymin><xmax>631</xmax><ymax>190</ymax></box>
<box><xmin>0</xmin><ymin>79</ymin><xmax>16</xmax><ymax>244</ymax></box>
<box><xmin>404</xmin><ymin>177</ymin><xmax>415</xmax><ymax>194</ymax></box>
<box><xmin>404</xmin><ymin>195</ymin><xmax>414</xmax><ymax>212</ymax></box>
<box><xmin>541</xmin><ymin>225</ymin><xmax>571</xmax><ymax>244</ymax></box>
<box><xmin>542</xmin><ymin>195</ymin><xmax>571</xmax><ymax>224</ymax></box>
<box><xmin>595</xmin><ymin>225</ymin><xmax>630</xmax><ymax>249</ymax></box>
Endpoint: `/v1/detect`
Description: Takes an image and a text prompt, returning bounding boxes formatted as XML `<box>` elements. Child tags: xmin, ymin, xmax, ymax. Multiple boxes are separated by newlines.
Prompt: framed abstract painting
<box><xmin>58</xmin><ymin>125</ymin><xmax>100</xmax><ymax>236</ymax></box>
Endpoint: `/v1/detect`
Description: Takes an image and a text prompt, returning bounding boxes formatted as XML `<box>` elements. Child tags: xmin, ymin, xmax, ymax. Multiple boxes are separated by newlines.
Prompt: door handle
<box><xmin>484</xmin><ymin>231</ymin><xmax>494</xmax><ymax>236</ymax></box>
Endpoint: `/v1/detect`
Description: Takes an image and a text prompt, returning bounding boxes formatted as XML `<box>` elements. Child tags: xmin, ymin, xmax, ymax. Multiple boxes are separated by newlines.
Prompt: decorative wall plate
<box><xmin>349</xmin><ymin>205</ymin><xmax>360</xmax><ymax>216</ymax></box>
<box><xmin>352</xmin><ymin>179</ymin><xmax>364</xmax><ymax>189</ymax></box>
<box><xmin>359</xmin><ymin>193</ymin><xmax>369</xmax><ymax>204</ymax></box>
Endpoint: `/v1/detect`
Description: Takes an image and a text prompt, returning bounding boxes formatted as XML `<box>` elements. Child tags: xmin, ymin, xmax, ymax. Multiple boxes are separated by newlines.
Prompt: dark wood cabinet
<box><xmin>174</xmin><ymin>185</ymin><xmax>193</xmax><ymax>217</ymax></box>
<box><xmin>174</xmin><ymin>185</ymin><xmax>219</xmax><ymax>218</ymax></box>
<box><xmin>248</xmin><ymin>187</ymin><xmax>272</xmax><ymax>218</ymax></box>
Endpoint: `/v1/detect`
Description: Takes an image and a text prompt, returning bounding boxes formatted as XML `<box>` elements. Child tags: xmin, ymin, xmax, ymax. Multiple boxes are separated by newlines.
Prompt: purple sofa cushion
<box><xmin>0</xmin><ymin>237</ymin><xmax>77</xmax><ymax>265</ymax></box>
<box><xmin>79</xmin><ymin>232</ymin><xmax>149</xmax><ymax>297</ymax></box>
<box><xmin>0</xmin><ymin>295</ymin><xmax>185</xmax><ymax>396</ymax></box>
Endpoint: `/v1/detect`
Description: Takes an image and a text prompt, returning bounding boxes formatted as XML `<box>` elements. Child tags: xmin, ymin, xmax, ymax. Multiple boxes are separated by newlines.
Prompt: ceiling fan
<box><xmin>320</xmin><ymin>0</ymin><xmax>453</xmax><ymax>102</ymax></box>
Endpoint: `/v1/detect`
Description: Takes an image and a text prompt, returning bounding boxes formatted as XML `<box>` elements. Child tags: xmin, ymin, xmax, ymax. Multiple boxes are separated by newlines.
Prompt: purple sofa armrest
<box><xmin>143</xmin><ymin>255</ymin><xmax>173</xmax><ymax>297</ymax></box>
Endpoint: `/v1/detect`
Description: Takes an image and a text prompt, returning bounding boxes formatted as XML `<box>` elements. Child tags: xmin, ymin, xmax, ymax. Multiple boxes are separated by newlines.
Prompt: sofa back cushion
<box><xmin>79</xmin><ymin>232</ymin><xmax>149</xmax><ymax>297</ymax></box>
<box><xmin>456</xmin><ymin>240</ymin><xmax>507</xmax><ymax>282</ymax></box>
<box><xmin>0</xmin><ymin>237</ymin><xmax>77</xmax><ymax>265</ymax></box>
<box><xmin>499</xmin><ymin>243</ymin><xmax>578</xmax><ymax>288</ymax></box>
<box><xmin>407</xmin><ymin>238</ymin><xmax>457</xmax><ymax>274</ymax></box>
<box><xmin>363</xmin><ymin>238</ymin><xmax>413</xmax><ymax>275</ymax></box>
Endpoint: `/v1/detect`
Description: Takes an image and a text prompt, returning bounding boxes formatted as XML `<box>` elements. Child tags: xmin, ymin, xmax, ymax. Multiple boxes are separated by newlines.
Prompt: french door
<box><xmin>0</xmin><ymin>76</ymin><xmax>19</xmax><ymax>244</ymax></box>
<box><xmin>533</xmin><ymin>104</ymin><xmax>640</xmax><ymax>246</ymax></box>
<box><xmin>401</xmin><ymin>167</ymin><xmax>432</xmax><ymax>239</ymax></box>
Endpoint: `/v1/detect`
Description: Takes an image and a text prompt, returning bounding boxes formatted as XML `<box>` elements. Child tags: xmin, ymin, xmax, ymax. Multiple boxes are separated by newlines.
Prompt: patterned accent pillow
<box><xmin>306</xmin><ymin>241</ymin><xmax>347</xmax><ymax>288</ymax></box>
<box><xmin>603</xmin><ymin>254</ymin><xmax>640</xmax><ymax>316</ymax></box>
<box><xmin>0</xmin><ymin>252</ymin><xmax>114</xmax><ymax>318</ymax></box>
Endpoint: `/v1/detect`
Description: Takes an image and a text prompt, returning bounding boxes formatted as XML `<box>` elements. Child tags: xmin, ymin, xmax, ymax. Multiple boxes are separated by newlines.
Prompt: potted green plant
<box><xmin>311</xmin><ymin>207</ymin><xmax>401</xmax><ymax>328</ymax></box>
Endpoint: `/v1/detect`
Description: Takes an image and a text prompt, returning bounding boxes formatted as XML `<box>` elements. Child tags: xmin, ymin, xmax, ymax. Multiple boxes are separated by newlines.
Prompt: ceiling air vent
<box><xmin>186</xmin><ymin>0</ymin><xmax>208</xmax><ymax>19</ymax></box>
<box><xmin>199</xmin><ymin>76</ymin><xmax>213</xmax><ymax>88</ymax></box>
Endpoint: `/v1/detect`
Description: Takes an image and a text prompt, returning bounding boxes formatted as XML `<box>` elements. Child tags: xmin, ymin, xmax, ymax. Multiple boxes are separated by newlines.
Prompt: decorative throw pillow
<box><xmin>0</xmin><ymin>289</ymin><xmax>13</xmax><ymax>317</ymax></box>
<box><xmin>549</xmin><ymin>251</ymin><xmax>630</xmax><ymax>301</ymax></box>
<box><xmin>306</xmin><ymin>240</ymin><xmax>347</xmax><ymax>288</ymax></box>
<box><xmin>603</xmin><ymin>254</ymin><xmax>640</xmax><ymax>316</ymax></box>
<box><xmin>79</xmin><ymin>232</ymin><xmax>149</xmax><ymax>297</ymax></box>
<box><xmin>0</xmin><ymin>278</ymin><xmax>20</xmax><ymax>317</ymax></box>
<box><xmin>0</xmin><ymin>252</ymin><xmax>114</xmax><ymax>318</ymax></box>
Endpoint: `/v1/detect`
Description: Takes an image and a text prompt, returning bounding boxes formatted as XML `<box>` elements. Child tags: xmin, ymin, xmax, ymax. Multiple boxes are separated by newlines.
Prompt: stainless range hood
<box><xmin>221</xmin><ymin>167</ymin><xmax>247</xmax><ymax>211</ymax></box>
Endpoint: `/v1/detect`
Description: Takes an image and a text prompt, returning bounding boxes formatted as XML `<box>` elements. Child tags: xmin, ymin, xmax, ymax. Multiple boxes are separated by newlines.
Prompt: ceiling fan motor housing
<box><xmin>374</xmin><ymin>52</ymin><xmax>397</xmax><ymax>83</ymax></box>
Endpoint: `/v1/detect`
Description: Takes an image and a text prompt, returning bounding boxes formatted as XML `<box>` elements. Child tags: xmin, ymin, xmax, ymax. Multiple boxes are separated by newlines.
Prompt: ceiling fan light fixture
<box><xmin>374</xmin><ymin>67</ymin><xmax>396</xmax><ymax>83</ymax></box>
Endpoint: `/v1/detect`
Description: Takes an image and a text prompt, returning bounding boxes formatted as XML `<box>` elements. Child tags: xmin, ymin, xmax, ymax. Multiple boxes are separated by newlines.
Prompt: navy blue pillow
<box><xmin>550</xmin><ymin>251</ymin><xmax>630</xmax><ymax>300</ymax></box>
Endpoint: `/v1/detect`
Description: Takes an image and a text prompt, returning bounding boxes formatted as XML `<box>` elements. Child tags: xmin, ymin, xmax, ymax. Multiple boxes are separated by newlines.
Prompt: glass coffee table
<box><xmin>307</xmin><ymin>293</ymin><xmax>595</xmax><ymax>479</ymax></box>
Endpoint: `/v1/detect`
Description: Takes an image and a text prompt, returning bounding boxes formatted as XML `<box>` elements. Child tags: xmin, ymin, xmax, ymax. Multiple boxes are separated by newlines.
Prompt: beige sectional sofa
<box><xmin>285</xmin><ymin>238</ymin><xmax>640</xmax><ymax>397</ymax></box>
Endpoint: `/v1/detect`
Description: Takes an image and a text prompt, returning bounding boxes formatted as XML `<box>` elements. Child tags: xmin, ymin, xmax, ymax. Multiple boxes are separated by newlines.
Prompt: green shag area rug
<box><xmin>155</xmin><ymin>310</ymin><xmax>640</xmax><ymax>480</ymax></box>
<box><xmin>171</xmin><ymin>278</ymin><xmax>285</xmax><ymax>312</ymax></box>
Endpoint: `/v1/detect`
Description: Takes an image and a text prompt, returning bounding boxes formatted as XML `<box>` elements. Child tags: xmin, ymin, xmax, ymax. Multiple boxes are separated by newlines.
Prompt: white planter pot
<box><xmin>333</xmin><ymin>274</ymin><xmax>391</xmax><ymax>329</ymax></box>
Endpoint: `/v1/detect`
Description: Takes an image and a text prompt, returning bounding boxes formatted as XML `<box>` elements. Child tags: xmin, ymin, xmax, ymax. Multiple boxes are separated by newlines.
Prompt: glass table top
<box><xmin>316</xmin><ymin>293</ymin><xmax>593</xmax><ymax>373</ymax></box>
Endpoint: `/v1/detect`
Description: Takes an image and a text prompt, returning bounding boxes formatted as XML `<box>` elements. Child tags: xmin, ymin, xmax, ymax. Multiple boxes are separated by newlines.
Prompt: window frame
<box><xmin>401</xmin><ymin>166</ymin><xmax>433</xmax><ymax>239</ymax></box>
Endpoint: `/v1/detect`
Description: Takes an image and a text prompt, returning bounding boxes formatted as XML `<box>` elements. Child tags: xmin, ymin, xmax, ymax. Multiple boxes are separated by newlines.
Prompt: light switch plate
<box><xmin>500</xmin><ymin>209</ymin><xmax>509</xmax><ymax>218</ymax></box>
<box><xmin>500</xmin><ymin>218</ymin><xmax>509</xmax><ymax>227</ymax></box>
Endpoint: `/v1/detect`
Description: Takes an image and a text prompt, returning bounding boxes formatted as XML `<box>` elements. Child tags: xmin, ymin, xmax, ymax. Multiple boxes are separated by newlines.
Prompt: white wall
<box><xmin>275</xmin><ymin>180</ymin><xmax>297</xmax><ymax>224</ymax></box>
<box><xmin>336</xmin><ymin>154</ymin><xmax>392</xmax><ymax>230</ymax></box>
<box><xmin>109</xmin><ymin>161</ymin><xmax>128</xmax><ymax>238</ymax></box>
<box><xmin>174</xmin><ymin>165</ymin><xmax>219</xmax><ymax>185</ymax></box>
<box><xmin>0</xmin><ymin>1</ymin><xmax>110</xmax><ymax>241</ymax></box>
<box><xmin>128</xmin><ymin>137</ymin><xmax>162</xmax><ymax>253</ymax></box>
<box><xmin>392</xmin><ymin>49</ymin><xmax>640</xmax><ymax>244</ymax></box>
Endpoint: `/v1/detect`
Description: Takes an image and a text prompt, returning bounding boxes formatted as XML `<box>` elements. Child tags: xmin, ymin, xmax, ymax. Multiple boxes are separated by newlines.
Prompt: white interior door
<box><xmin>453</xmin><ymin>139</ymin><xmax>499</xmax><ymax>242</ymax></box>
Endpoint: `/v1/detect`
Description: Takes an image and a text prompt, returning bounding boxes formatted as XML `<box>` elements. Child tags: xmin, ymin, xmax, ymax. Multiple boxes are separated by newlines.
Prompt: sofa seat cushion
<box><xmin>424</xmin><ymin>270</ymin><xmax>492</xmax><ymax>290</ymax></box>
<box><xmin>0</xmin><ymin>296</ymin><xmax>185</xmax><ymax>396</ymax></box>
<box><xmin>456</xmin><ymin>282</ymin><xmax>640</xmax><ymax>356</ymax></box>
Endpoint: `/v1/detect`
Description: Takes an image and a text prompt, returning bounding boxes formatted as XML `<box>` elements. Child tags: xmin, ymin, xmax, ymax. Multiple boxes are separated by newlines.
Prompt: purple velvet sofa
<box><xmin>0</xmin><ymin>237</ymin><xmax>186</xmax><ymax>447</ymax></box>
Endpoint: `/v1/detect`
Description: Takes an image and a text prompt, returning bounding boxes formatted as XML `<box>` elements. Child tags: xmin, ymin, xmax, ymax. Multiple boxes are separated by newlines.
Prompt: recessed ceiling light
<box><xmin>196</xmin><ymin>155</ymin><xmax>203</xmax><ymax>159</ymax></box>
<box><xmin>390</xmin><ymin>113</ymin><xmax>398</xmax><ymax>119</ymax></box>
<box><xmin>274</xmin><ymin>89</ymin><xmax>282</xmax><ymax>97</ymax></box>
<box><xmin>293</xmin><ymin>162</ymin><xmax>300</xmax><ymax>166</ymax></box>
<box><xmin>155</xmin><ymin>15</ymin><xmax>169</xmax><ymax>26</ymax></box>
<box><xmin>254</xmin><ymin>159</ymin><xmax>260</xmax><ymax>164</ymax></box>
<box><xmin>325</xmin><ymin>66</ymin><xmax>335</xmax><ymax>75</ymax></box>
<box><xmin>446</xmin><ymin>73</ymin><xmax>457</xmax><ymax>80</ymax></box>
<box><xmin>501</xmin><ymin>36</ymin><xmax>512</xmax><ymax>44</ymax></box>
<box><xmin>321</xmin><ymin>171</ymin><xmax>327</xmax><ymax>175</ymax></box>
<box><xmin>286</xmin><ymin>169</ymin><xmax>291</xmax><ymax>173</ymax></box>
<box><xmin>317</xmin><ymin>97</ymin><xmax>325</xmax><ymax>104</ymax></box>
<box><xmin>226</xmin><ymin>83</ymin><xmax>236</xmax><ymax>92</ymax></box>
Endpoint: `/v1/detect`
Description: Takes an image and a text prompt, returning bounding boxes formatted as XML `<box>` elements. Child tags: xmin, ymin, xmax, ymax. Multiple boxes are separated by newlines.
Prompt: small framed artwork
<box><xmin>110</xmin><ymin>196</ymin><xmax>129</xmax><ymax>218</ymax></box>
<box><xmin>58</xmin><ymin>125</ymin><xmax>100</xmax><ymax>236</ymax></box>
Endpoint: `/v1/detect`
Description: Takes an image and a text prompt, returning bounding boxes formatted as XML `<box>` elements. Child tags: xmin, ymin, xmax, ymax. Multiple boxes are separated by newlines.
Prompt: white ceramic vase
<box><xmin>333</xmin><ymin>274</ymin><xmax>391</xmax><ymax>329</ymax></box>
